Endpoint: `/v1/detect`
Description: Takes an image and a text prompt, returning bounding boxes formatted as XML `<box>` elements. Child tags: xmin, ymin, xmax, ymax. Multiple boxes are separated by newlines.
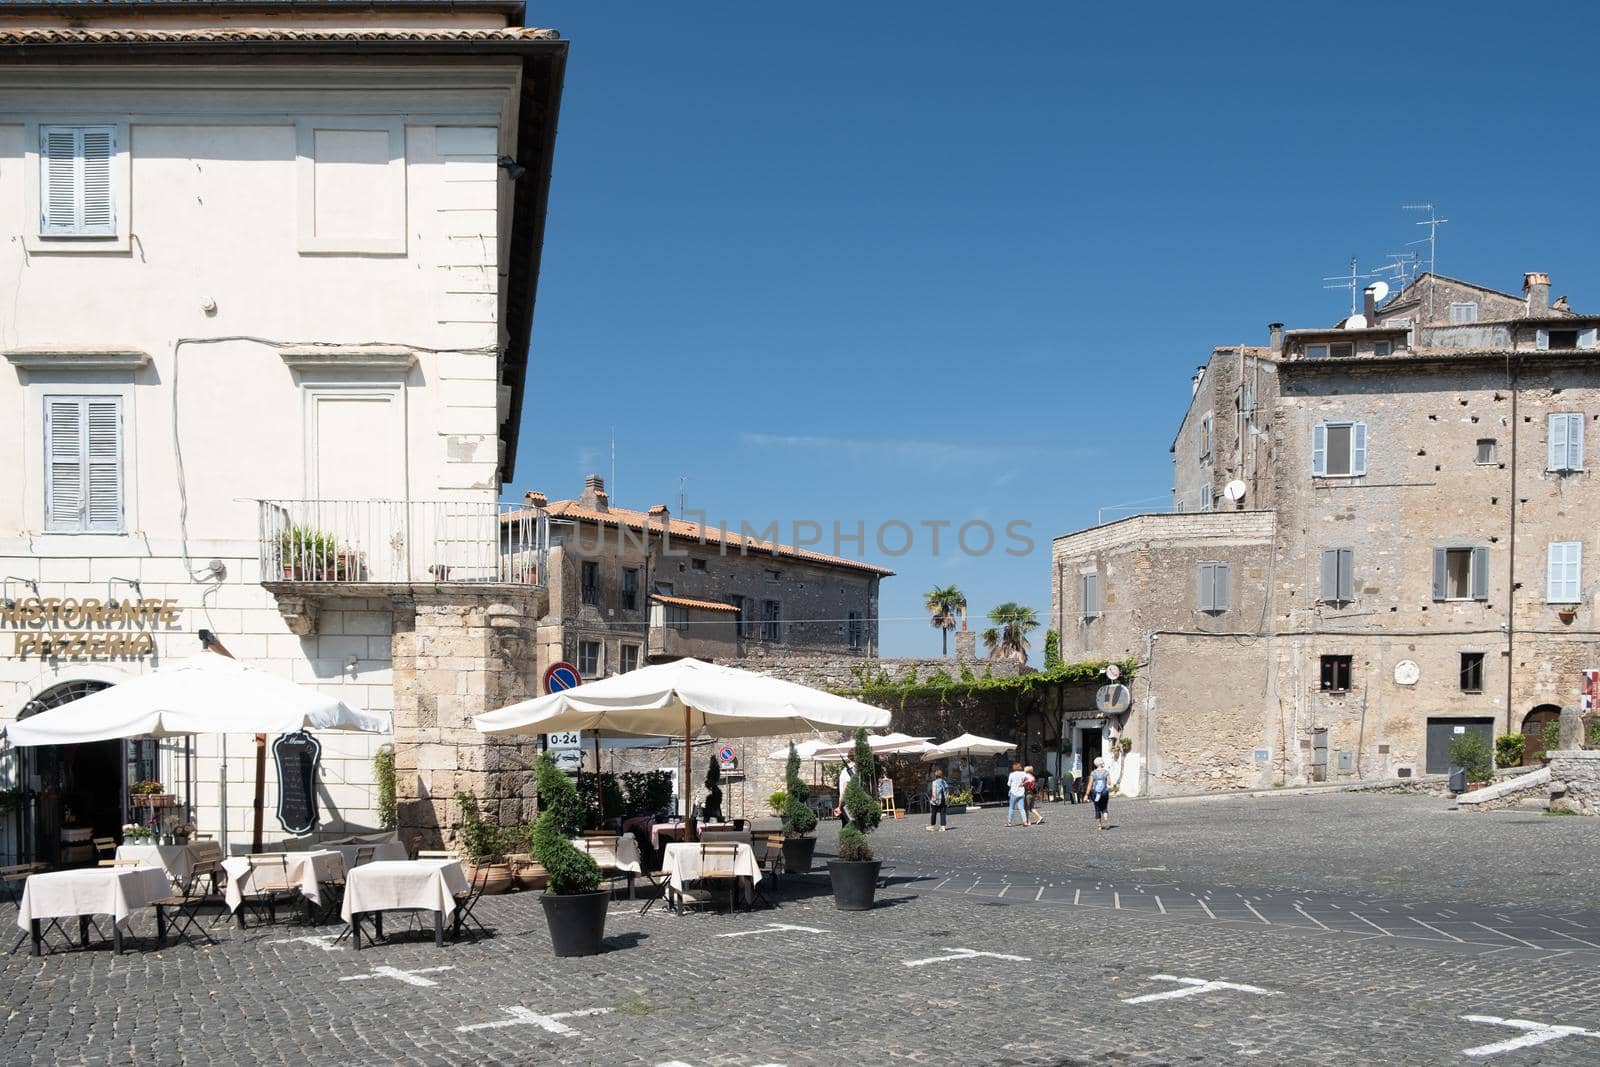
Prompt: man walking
<box><xmin>927</xmin><ymin>766</ymin><xmax>949</xmax><ymax>831</ymax></box>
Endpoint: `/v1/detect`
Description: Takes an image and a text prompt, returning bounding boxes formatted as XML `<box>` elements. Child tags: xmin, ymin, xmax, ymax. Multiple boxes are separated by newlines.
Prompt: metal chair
<box><xmin>235</xmin><ymin>853</ymin><xmax>300</xmax><ymax>928</ymax></box>
<box><xmin>450</xmin><ymin>865</ymin><xmax>492</xmax><ymax>942</ymax></box>
<box><xmin>153</xmin><ymin>860</ymin><xmax>224</xmax><ymax>949</ymax></box>
<box><xmin>751</xmin><ymin>834</ymin><xmax>785</xmax><ymax>907</ymax></box>
<box><xmin>97</xmin><ymin>858</ymin><xmax>140</xmax><ymax>868</ymax></box>
<box><xmin>93</xmin><ymin>837</ymin><xmax>118</xmax><ymax>863</ymax></box>
<box><xmin>670</xmin><ymin>843</ymin><xmax>741</xmax><ymax>914</ymax></box>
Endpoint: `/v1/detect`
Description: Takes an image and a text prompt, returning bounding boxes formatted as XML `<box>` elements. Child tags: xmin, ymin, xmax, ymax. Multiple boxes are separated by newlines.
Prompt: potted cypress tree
<box><xmin>781</xmin><ymin>742</ymin><xmax>818</xmax><ymax>874</ymax></box>
<box><xmin>828</xmin><ymin>728</ymin><xmax>882</xmax><ymax>911</ymax></box>
<box><xmin>703</xmin><ymin>755</ymin><xmax>725</xmax><ymax>823</ymax></box>
<box><xmin>531</xmin><ymin>752</ymin><xmax>608</xmax><ymax>956</ymax></box>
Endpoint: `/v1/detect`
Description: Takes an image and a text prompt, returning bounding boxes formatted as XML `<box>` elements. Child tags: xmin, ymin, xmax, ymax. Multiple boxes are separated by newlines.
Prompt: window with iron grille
<box><xmin>1319</xmin><ymin>655</ymin><xmax>1352</xmax><ymax>692</ymax></box>
<box><xmin>762</xmin><ymin>599</ymin><xmax>782</xmax><ymax>642</ymax></box>
<box><xmin>847</xmin><ymin>611</ymin><xmax>863</xmax><ymax>649</ymax></box>
<box><xmin>580</xmin><ymin>561</ymin><xmax>599</xmax><ymax>605</ymax></box>
<box><xmin>621</xmin><ymin>567</ymin><xmax>638</xmax><ymax>610</ymax></box>
<box><xmin>1459</xmin><ymin>652</ymin><xmax>1485</xmax><ymax>692</ymax></box>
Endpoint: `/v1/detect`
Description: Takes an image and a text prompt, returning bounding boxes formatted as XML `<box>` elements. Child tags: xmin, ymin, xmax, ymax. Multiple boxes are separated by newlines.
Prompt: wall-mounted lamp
<box><xmin>3</xmin><ymin>576</ymin><xmax>39</xmax><ymax>610</ymax></box>
<box><xmin>107</xmin><ymin>576</ymin><xmax>142</xmax><ymax>609</ymax></box>
<box><xmin>346</xmin><ymin>655</ymin><xmax>360</xmax><ymax>677</ymax></box>
<box><xmin>496</xmin><ymin>155</ymin><xmax>528</xmax><ymax>181</ymax></box>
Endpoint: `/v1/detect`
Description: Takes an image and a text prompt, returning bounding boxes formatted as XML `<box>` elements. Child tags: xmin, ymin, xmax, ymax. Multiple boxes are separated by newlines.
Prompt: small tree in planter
<box><xmin>1494</xmin><ymin>733</ymin><xmax>1525</xmax><ymax>769</ymax></box>
<box><xmin>530</xmin><ymin>752</ymin><xmax>608</xmax><ymax>957</ymax></box>
<box><xmin>454</xmin><ymin>792</ymin><xmax>513</xmax><ymax>895</ymax></box>
<box><xmin>1449</xmin><ymin>733</ymin><xmax>1494</xmax><ymax>786</ymax></box>
<box><xmin>829</xmin><ymin>728</ymin><xmax>883</xmax><ymax>911</ymax></box>
<box><xmin>781</xmin><ymin>742</ymin><xmax>819</xmax><ymax>874</ymax></box>
<box><xmin>703</xmin><ymin>756</ymin><xmax>725</xmax><ymax>823</ymax></box>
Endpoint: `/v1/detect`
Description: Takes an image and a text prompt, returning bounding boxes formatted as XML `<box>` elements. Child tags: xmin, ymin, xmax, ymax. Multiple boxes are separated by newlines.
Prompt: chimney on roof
<box><xmin>647</xmin><ymin>504</ymin><xmax>669</xmax><ymax>521</ymax></box>
<box><xmin>523</xmin><ymin>490</ymin><xmax>548</xmax><ymax>510</ymax></box>
<box><xmin>1363</xmin><ymin>285</ymin><xmax>1379</xmax><ymax>325</ymax></box>
<box><xmin>1525</xmin><ymin>272</ymin><xmax>1551</xmax><ymax>315</ymax></box>
<box><xmin>580</xmin><ymin>474</ymin><xmax>608</xmax><ymax>512</ymax></box>
<box><xmin>1268</xmin><ymin>323</ymin><xmax>1284</xmax><ymax>355</ymax></box>
<box><xmin>1190</xmin><ymin>365</ymin><xmax>1206</xmax><ymax>397</ymax></box>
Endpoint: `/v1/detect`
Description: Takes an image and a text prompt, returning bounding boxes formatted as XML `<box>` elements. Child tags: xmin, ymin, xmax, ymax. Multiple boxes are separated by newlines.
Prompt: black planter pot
<box><xmin>828</xmin><ymin>859</ymin><xmax>882</xmax><ymax>911</ymax></box>
<box><xmin>782</xmin><ymin>835</ymin><xmax>817</xmax><ymax>874</ymax></box>
<box><xmin>539</xmin><ymin>889</ymin><xmax>610</xmax><ymax>957</ymax></box>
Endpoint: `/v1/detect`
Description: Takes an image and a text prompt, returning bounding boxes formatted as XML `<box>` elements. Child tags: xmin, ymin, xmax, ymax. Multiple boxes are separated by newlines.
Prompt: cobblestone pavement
<box><xmin>2</xmin><ymin>793</ymin><xmax>1597</xmax><ymax>1066</ymax></box>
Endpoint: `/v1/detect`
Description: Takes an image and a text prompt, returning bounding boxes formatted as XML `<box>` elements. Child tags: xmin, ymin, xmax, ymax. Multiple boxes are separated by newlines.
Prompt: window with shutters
<box><xmin>1475</xmin><ymin>439</ymin><xmax>1497</xmax><ymax>465</ymax></box>
<box><xmin>1547</xmin><ymin>413</ymin><xmax>1584</xmax><ymax>472</ymax></box>
<box><xmin>1449</xmin><ymin>302</ymin><xmax>1478</xmax><ymax>324</ymax></box>
<box><xmin>44</xmin><ymin>395</ymin><xmax>123</xmax><ymax>533</ymax></box>
<box><xmin>577</xmin><ymin>640</ymin><xmax>600</xmax><ymax>677</ymax></box>
<box><xmin>1196</xmin><ymin>562</ymin><xmax>1231</xmax><ymax>613</ymax></box>
<box><xmin>1319</xmin><ymin>655</ymin><xmax>1353</xmax><ymax>692</ymax></box>
<box><xmin>1312</xmin><ymin>421</ymin><xmax>1367</xmax><ymax>477</ymax></box>
<box><xmin>1547</xmin><ymin>541</ymin><xmax>1582</xmax><ymax>604</ymax></box>
<box><xmin>1199</xmin><ymin>415</ymin><xmax>1211</xmax><ymax>460</ymax></box>
<box><xmin>762</xmin><ymin>599</ymin><xmax>782</xmax><ymax>642</ymax></box>
<box><xmin>1200</xmin><ymin>485</ymin><xmax>1213</xmax><ymax>512</ymax></box>
<box><xmin>1547</xmin><ymin>329</ymin><xmax>1578</xmax><ymax>350</ymax></box>
<box><xmin>619</xmin><ymin>644</ymin><xmax>640</xmax><ymax>673</ymax></box>
<box><xmin>1433</xmin><ymin>545</ymin><xmax>1488</xmax><ymax>601</ymax></box>
<box><xmin>1081</xmin><ymin>572</ymin><xmax>1101</xmax><ymax>620</ymax></box>
<box><xmin>1319</xmin><ymin>548</ymin><xmax>1355</xmax><ymax>604</ymax></box>
<box><xmin>1459</xmin><ymin>652</ymin><xmax>1485</xmax><ymax>693</ymax></box>
<box><xmin>39</xmin><ymin>125</ymin><xmax>116</xmax><ymax>237</ymax></box>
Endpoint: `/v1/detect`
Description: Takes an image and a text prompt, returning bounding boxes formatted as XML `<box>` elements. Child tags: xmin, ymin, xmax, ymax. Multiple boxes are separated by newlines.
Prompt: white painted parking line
<box><xmin>1121</xmin><ymin>974</ymin><xmax>1280</xmax><ymax>1005</ymax></box>
<box><xmin>266</xmin><ymin>934</ymin><xmax>344</xmax><ymax>952</ymax></box>
<box><xmin>1241</xmin><ymin>901</ymin><xmax>1270</xmax><ymax>925</ymax></box>
<box><xmin>1195</xmin><ymin>897</ymin><xmax>1216</xmax><ymax>920</ymax></box>
<box><xmin>1544</xmin><ymin>928</ymin><xmax>1600</xmax><ymax>950</ymax></box>
<box><xmin>1293</xmin><ymin>904</ymin><xmax>1329</xmax><ymax>930</ymax></box>
<box><xmin>717</xmin><ymin>923</ymin><xmax>828</xmax><ymax>938</ymax></box>
<box><xmin>1349</xmin><ymin>912</ymin><xmax>1391</xmax><ymax>936</ymax></box>
<box><xmin>1409</xmin><ymin>917</ymin><xmax>1464</xmax><ymax>942</ymax></box>
<box><xmin>656</xmin><ymin>1061</ymin><xmax>787</xmax><ymax>1067</ymax></box>
<box><xmin>456</xmin><ymin>1006</ymin><xmax>614</xmax><ymax>1035</ymax></box>
<box><xmin>1469</xmin><ymin>922</ymin><xmax>1542</xmax><ymax>950</ymax></box>
<box><xmin>339</xmin><ymin>965</ymin><xmax>455</xmax><ymax>988</ymax></box>
<box><xmin>1460</xmin><ymin>1015</ymin><xmax>1600</xmax><ymax>1057</ymax></box>
<box><xmin>902</xmin><ymin>947</ymin><xmax>1031</xmax><ymax>968</ymax></box>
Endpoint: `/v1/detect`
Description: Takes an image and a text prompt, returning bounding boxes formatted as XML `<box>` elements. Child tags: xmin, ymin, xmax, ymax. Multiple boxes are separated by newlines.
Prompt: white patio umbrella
<box><xmin>812</xmin><ymin>732</ymin><xmax>937</xmax><ymax>759</ymax></box>
<box><xmin>763</xmin><ymin>738</ymin><xmax>831</xmax><ymax>762</ymax></box>
<box><xmin>4</xmin><ymin>652</ymin><xmax>389</xmax><ymax>850</ymax></box>
<box><xmin>474</xmin><ymin>658</ymin><xmax>890</xmax><ymax>817</ymax></box>
<box><xmin>920</xmin><ymin>732</ymin><xmax>1018</xmax><ymax>762</ymax></box>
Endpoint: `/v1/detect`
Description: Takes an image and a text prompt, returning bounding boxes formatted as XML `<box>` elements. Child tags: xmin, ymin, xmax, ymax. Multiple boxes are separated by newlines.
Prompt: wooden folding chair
<box><xmin>671</xmin><ymin>843</ymin><xmax>741</xmax><ymax>914</ymax></box>
<box><xmin>97</xmin><ymin>858</ymin><xmax>141</xmax><ymax>868</ymax></box>
<box><xmin>93</xmin><ymin>837</ymin><xmax>118</xmax><ymax>863</ymax></box>
<box><xmin>450</xmin><ymin>865</ymin><xmax>492</xmax><ymax>942</ymax></box>
<box><xmin>236</xmin><ymin>853</ymin><xmax>299</xmax><ymax>928</ymax></box>
<box><xmin>154</xmin><ymin>860</ymin><xmax>224</xmax><ymax>948</ymax></box>
<box><xmin>751</xmin><ymin>834</ymin><xmax>785</xmax><ymax>907</ymax></box>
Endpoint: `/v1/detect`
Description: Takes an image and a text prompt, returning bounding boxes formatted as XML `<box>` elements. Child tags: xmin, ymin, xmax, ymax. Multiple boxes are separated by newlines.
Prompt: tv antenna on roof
<box><xmin>1371</xmin><ymin>251</ymin><xmax>1419</xmax><ymax>292</ymax></box>
<box><xmin>1403</xmin><ymin>203</ymin><xmax>1447</xmax><ymax>276</ymax></box>
<box><xmin>1323</xmin><ymin>256</ymin><xmax>1376</xmax><ymax>317</ymax></box>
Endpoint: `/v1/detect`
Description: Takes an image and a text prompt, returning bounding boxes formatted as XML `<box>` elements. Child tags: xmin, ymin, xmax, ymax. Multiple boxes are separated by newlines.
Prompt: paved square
<box><xmin>2</xmin><ymin>793</ymin><xmax>1598</xmax><ymax>1065</ymax></box>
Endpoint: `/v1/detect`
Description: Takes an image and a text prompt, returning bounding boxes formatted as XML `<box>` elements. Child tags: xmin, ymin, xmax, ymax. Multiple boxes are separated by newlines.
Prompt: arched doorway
<box><xmin>1521</xmin><ymin>705</ymin><xmax>1562</xmax><ymax>765</ymax></box>
<box><xmin>15</xmin><ymin>680</ymin><xmax>153</xmax><ymax>866</ymax></box>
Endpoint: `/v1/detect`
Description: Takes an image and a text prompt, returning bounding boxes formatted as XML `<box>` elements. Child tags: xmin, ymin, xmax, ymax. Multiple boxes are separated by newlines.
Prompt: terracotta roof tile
<box><xmin>650</xmin><ymin>594</ymin><xmax>740</xmax><ymax>614</ymax></box>
<box><xmin>0</xmin><ymin>26</ymin><xmax>559</xmax><ymax>44</ymax></box>
<box><xmin>525</xmin><ymin>500</ymin><xmax>896</xmax><ymax>577</ymax></box>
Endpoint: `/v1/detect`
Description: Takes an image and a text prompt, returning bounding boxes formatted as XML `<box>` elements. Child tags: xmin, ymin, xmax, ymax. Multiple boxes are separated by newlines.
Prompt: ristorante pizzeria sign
<box><xmin>1</xmin><ymin>598</ymin><xmax>179</xmax><ymax>658</ymax></box>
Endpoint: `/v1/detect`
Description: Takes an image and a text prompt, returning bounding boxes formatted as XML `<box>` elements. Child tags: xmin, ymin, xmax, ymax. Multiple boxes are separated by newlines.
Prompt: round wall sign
<box><xmin>1393</xmin><ymin>660</ymin><xmax>1420</xmax><ymax>686</ymax></box>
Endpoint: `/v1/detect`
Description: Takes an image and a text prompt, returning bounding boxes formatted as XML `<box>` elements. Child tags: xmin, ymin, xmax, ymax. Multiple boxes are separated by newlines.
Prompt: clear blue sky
<box><xmin>514</xmin><ymin>1</ymin><xmax>1600</xmax><ymax>660</ymax></box>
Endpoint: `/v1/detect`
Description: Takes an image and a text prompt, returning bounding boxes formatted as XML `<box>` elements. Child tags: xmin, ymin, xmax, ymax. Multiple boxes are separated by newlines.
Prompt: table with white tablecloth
<box><xmin>649</xmin><ymin>821</ymin><xmax>735</xmax><ymax>850</ymax></box>
<box><xmin>571</xmin><ymin>833</ymin><xmax>642</xmax><ymax>874</ymax></box>
<box><xmin>340</xmin><ymin>859</ymin><xmax>469</xmax><ymax>949</ymax></box>
<box><xmin>329</xmin><ymin>840</ymin><xmax>408</xmax><ymax>870</ymax></box>
<box><xmin>221</xmin><ymin>850</ymin><xmax>344</xmax><ymax>914</ymax></box>
<box><xmin>659</xmin><ymin>841</ymin><xmax>760</xmax><ymax>910</ymax></box>
<box><xmin>16</xmin><ymin>867</ymin><xmax>171</xmax><ymax>954</ymax></box>
<box><xmin>116</xmin><ymin>842</ymin><xmax>223</xmax><ymax>885</ymax></box>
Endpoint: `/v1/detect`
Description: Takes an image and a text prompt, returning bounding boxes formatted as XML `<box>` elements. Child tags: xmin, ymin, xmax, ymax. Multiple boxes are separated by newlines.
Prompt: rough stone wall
<box><xmin>391</xmin><ymin>591</ymin><xmax>543</xmax><ymax>849</ymax></box>
<box><xmin>1549</xmin><ymin>750</ymin><xmax>1600</xmax><ymax>813</ymax></box>
<box><xmin>1377</xmin><ymin>275</ymin><xmax>1537</xmax><ymax>327</ymax></box>
<box><xmin>1171</xmin><ymin>348</ymin><xmax>1278</xmax><ymax>516</ymax></box>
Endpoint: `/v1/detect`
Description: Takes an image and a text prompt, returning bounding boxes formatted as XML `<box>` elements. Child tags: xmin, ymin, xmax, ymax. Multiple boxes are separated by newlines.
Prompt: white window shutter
<box><xmin>1549</xmin><ymin>414</ymin><xmax>1568</xmax><ymax>471</ymax></box>
<box><xmin>79</xmin><ymin>127</ymin><xmax>115</xmax><ymax>235</ymax></box>
<box><xmin>1549</xmin><ymin>542</ymin><xmax>1583</xmax><ymax>603</ymax></box>
<box><xmin>1351</xmin><ymin>422</ymin><xmax>1368</xmax><ymax>476</ymax></box>
<box><xmin>45</xmin><ymin>398</ymin><xmax>85</xmax><ymax>531</ymax></box>
<box><xmin>1536</xmin><ymin>329</ymin><xmax>1550</xmax><ymax>351</ymax></box>
<box><xmin>1572</xmin><ymin>543</ymin><xmax>1584</xmax><ymax>603</ymax></box>
<box><xmin>84</xmin><ymin>398</ymin><xmax>122</xmax><ymax>532</ymax></box>
<box><xmin>1312</xmin><ymin>423</ymin><xmax>1326</xmax><ymax>476</ymax></box>
<box><xmin>1580</xmin><ymin>327</ymin><xmax>1597</xmax><ymax>351</ymax></box>
<box><xmin>40</xmin><ymin>127</ymin><xmax>80</xmax><ymax>234</ymax></box>
<box><xmin>1569</xmin><ymin>415</ymin><xmax>1585</xmax><ymax>471</ymax></box>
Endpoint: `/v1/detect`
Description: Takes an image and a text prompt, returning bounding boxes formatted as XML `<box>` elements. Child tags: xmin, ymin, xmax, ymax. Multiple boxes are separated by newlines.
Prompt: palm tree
<box><xmin>982</xmin><ymin>602</ymin><xmax>1039</xmax><ymax>664</ymax></box>
<box><xmin>924</xmin><ymin>585</ymin><xmax>967</xmax><ymax>656</ymax></box>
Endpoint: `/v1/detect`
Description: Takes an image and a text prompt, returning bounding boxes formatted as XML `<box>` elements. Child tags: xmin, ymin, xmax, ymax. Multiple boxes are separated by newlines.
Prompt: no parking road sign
<box><xmin>544</xmin><ymin>661</ymin><xmax>582</xmax><ymax>694</ymax></box>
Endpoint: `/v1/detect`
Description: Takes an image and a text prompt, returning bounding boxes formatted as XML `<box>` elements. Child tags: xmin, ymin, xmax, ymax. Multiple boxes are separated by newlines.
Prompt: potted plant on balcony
<box><xmin>828</xmin><ymin>728</ymin><xmax>882</xmax><ymax>911</ymax></box>
<box><xmin>454</xmin><ymin>791</ymin><xmax>513</xmax><ymax>895</ymax></box>
<box><xmin>780</xmin><ymin>742</ymin><xmax>818</xmax><ymax>874</ymax></box>
<box><xmin>531</xmin><ymin>752</ymin><xmax>608</xmax><ymax>956</ymax></box>
<box><xmin>129</xmin><ymin>779</ymin><xmax>175</xmax><ymax>809</ymax></box>
<box><xmin>279</xmin><ymin>525</ymin><xmax>336</xmax><ymax>580</ymax></box>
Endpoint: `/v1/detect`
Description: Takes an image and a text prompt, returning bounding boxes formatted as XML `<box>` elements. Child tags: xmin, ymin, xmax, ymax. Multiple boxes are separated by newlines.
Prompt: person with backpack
<box><xmin>927</xmin><ymin>766</ymin><xmax>949</xmax><ymax>831</ymax></box>
<box><xmin>1023</xmin><ymin>764</ymin><xmax>1043</xmax><ymax>825</ymax></box>
<box><xmin>1087</xmin><ymin>756</ymin><xmax>1112</xmax><ymax>830</ymax></box>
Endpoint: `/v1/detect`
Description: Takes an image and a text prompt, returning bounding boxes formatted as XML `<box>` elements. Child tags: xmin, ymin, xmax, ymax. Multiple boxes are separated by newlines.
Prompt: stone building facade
<box><xmin>1054</xmin><ymin>270</ymin><xmax>1600</xmax><ymax>794</ymax></box>
<box><xmin>1170</xmin><ymin>346</ymin><xmax>1279</xmax><ymax>515</ymax></box>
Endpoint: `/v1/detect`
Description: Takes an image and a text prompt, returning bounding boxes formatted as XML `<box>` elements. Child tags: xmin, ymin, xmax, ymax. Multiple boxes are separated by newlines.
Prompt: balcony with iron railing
<box><xmin>258</xmin><ymin>498</ymin><xmax>548</xmax><ymax>590</ymax></box>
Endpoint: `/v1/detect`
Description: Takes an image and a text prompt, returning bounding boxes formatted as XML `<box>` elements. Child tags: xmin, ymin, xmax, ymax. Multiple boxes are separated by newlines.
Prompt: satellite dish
<box><xmin>1342</xmin><ymin>315</ymin><xmax>1368</xmax><ymax>329</ymax></box>
<box><xmin>1223</xmin><ymin>479</ymin><xmax>1247</xmax><ymax>502</ymax></box>
<box><xmin>1367</xmin><ymin>280</ymin><xmax>1390</xmax><ymax>304</ymax></box>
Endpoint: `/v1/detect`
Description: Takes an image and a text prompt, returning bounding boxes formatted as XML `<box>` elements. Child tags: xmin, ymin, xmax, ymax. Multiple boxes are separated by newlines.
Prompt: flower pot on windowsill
<box><xmin>131</xmin><ymin>793</ymin><xmax>175</xmax><ymax>809</ymax></box>
<box><xmin>1558</xmin><ymin>608</ymin><xmax>1578</xmax><ymax>624</ymax></box>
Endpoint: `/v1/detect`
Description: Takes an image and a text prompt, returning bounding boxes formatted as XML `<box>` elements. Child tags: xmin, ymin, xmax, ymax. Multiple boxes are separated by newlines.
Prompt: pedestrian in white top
<box><xmin>1006</xmin><ymin>761</ymin><xmax>1028</xmax><ymax>827</ymax></box>
<box><xmin>836</xmin><ymin>757</ymin><xmax>855</xmax><ymax>829</ymax></box>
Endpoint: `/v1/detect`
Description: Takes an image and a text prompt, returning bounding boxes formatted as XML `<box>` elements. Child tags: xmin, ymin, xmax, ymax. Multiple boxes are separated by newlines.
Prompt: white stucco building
<box><xmin>0</xmin><ymin>0</ymin><xmax>565</xmax><ymax>861</ymax></box>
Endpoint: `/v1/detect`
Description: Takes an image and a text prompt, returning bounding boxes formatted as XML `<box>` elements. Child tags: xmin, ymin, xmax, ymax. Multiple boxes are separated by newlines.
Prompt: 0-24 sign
<box><xmin>548</xmin><ymin>730</ymin><xmax>582</xmax><ymax>749</ymax></box>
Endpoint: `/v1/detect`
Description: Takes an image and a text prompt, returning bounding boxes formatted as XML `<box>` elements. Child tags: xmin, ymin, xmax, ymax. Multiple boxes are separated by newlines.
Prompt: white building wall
<box><xmin>0</xmin><ymin>65</ymin><xmax>520</xmax><ymax>857</ymax></box>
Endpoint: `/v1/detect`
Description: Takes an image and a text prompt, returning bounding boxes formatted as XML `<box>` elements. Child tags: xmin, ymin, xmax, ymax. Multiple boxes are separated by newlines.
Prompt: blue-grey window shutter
<box><xmin>1197</xmin><ymin>564</ymin><xmax>1214</xmax><ymax>611</ymax></box>
<box><xmin>1432</xmin><ymin>548</ymin><xmax>1448</xmax><ymax>601</ymax></box>
<box><xmin>1569</xmin><ymin>415</ymin><xmax>1585</xmax><ymax>471</ymax></box>
<box><xmin>1338</xmin><ymin>548</ymin><xmax>1355</xmax><ymax>602</ymax></box>
<box><xmin>1471</xmin><ymin>546</ymin><xmax>1489</xmax><ymax>601</ymax></box>
<box><xmin>1580</xmin><ymin>327</ymin><xmax>1598</xmax><ymax>351</ymax></box>
<box><xmin>1216</xmin><ymin>564</ymin><xmax>1231</xmax><ymax>611</ymax></box>
<box><xmin>1312</xmin><ymin>423</ymin><xmax>1326</xmax><ymax>476</ymax></box>
<box><xmin>1536</xmin><ymin>328</ymin><xmax>1550</xmax><ymax>351</ymax></box>
<box><xmin>1351</xmin><ymin>422</ymin><xmax>1367</xmax><ymax>476</ymax></box>
<box><xmin>1320</xmin><ymin>549</ymin><xmax>1338</xmax><ymax>601</ymax></box>
<box><xmin>1549</xmin><ymin>414</ymin><xmax>1568</xmax><ymax>471</ymax></box>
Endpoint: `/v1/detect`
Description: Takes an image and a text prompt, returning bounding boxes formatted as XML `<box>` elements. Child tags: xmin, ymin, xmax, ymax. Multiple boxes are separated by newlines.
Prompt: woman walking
<box><xmin>1006</xmin><ymin>761</ymin><xmax>1028</xmax><ymax>827</ymax></box>
<box><xmin>927</xmin><ymin>766</ymin><xmax>949</xmax><ymax>831</ymax></box>
<box><xmin>1023</xmin><ymin>764</ymin><xmax>1044</xmax><ymax>825</ymax></box>
<box><xmin>1087</xmin><ymin>756</ymin><xmax>1112</xmax><ymax>830</ymax></box>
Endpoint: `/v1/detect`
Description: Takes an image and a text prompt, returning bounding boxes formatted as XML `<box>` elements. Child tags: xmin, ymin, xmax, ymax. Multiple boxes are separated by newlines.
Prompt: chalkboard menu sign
<box><xmin>273</xmin><ymin>731</ymin><xmax>322</xmax><ymax>836</ymax></box>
